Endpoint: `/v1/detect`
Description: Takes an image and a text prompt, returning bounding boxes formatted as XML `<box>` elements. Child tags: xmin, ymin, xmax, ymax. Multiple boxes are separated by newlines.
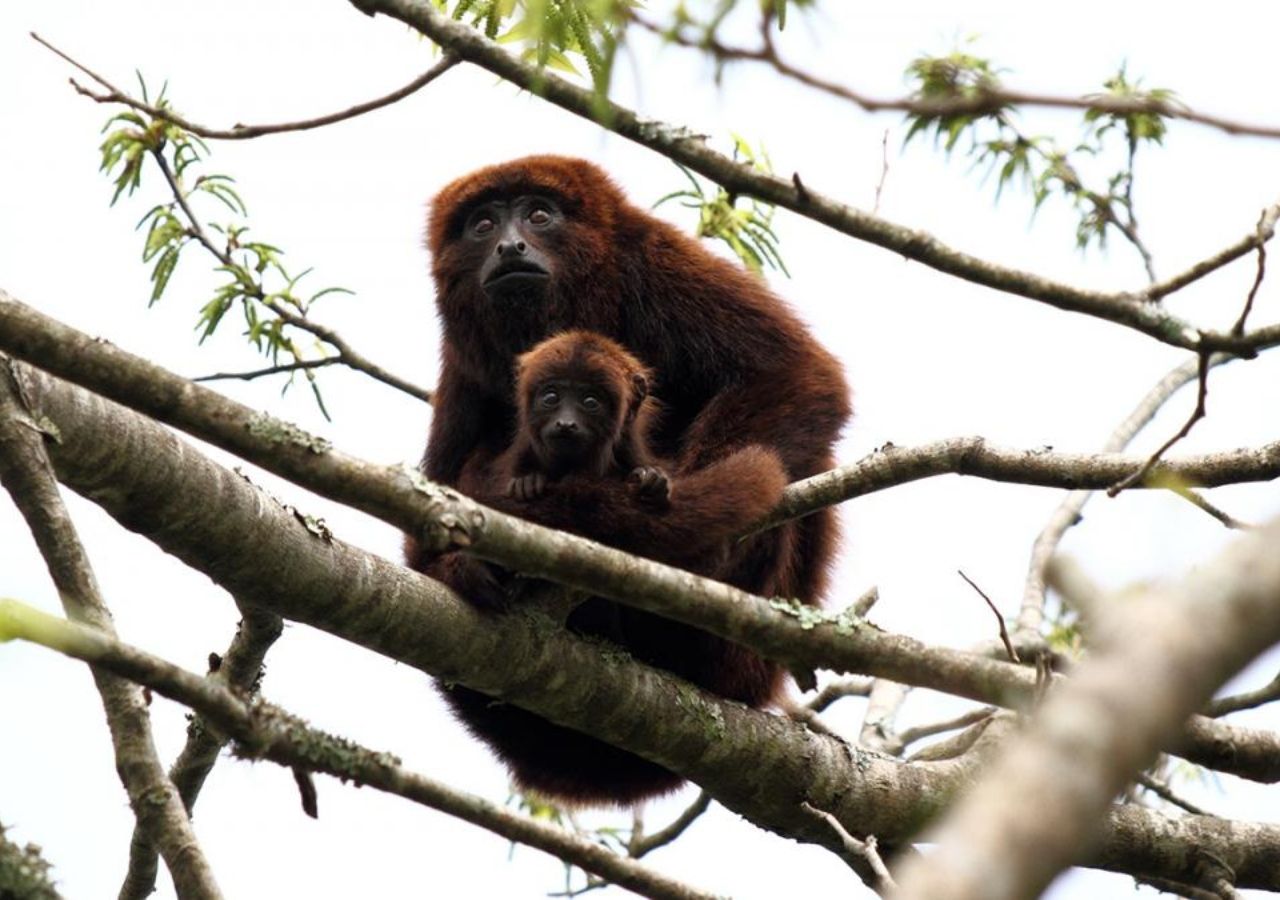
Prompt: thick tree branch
<box><xmin>892</xmin><ymin>542</ymin><xmax>1280</xmax><ymax>900</ymax></box>
<box><xmin>347</xmin><ymin>0</ymin><xmax>1280</xmax><ymax>356</ymax></box>
<box><xmin>0</xmin><ymin>600</ymin><xmax>715</xmax><ymax>900</ymax></box>
<box><xmin>0</xmin><ymin>366</ymin><xmax>222</xmax><ymax>900</ymax></box>
<box><xmin>3</xmin><ymin>294</ymin><xmax>1278</xmax><ymax>784</ymax></box>
<box><xmin>12</xmin><ymin>367</ymin><xmax>1280</xmax><ymax>889</ymax></box>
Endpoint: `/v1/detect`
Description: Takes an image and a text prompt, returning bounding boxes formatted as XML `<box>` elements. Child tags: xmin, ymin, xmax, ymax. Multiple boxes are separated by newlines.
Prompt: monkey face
<box><xmin>461</xmin><ymin>194</ymin><xmax>563</xmax><ymax>300</ymax></box>
<box><xmin>527</xmin><ymin>379</ymin><xmax>618</xmax><ymax>474</ymax></box>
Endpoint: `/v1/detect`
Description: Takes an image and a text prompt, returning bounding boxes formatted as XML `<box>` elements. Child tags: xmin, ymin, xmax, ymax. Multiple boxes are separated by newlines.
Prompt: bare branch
<box><xmin>802</xmin><ymin>802</ymin><xmax>896</xmax><ymax>895</ymax></box>
<box><xmin>957</xmin><ymin>570</ymin><xmax>1018</xmax><ymax>663</ymax></box>
<box><xmin>1231</xmin><ymin>208</ymin><xmax>1273</xmax><ymax>336</ymax></box>
<box><xmin>629</xmin><ymin>792</ymin><xmax>712</xmax><ymax>859</ymax></box>
<box><xmin>1109</xmin><ymin>352</ymin><xmax>1212</xmax><ymax>495</ymax></box>
<box><xmin>1208</xmin><ymin>672</ymin><xmax>1280</xmax><ymax>718</ymax></box>
<box><xmin>891</xmin><ymin>528</ymin><xmax>1280</xmax><ymax>899</ymax></box>
<box><xmin>0</xmin><ymin>366</ymin><xmax>223</xmax><ymax>899</ymax></box>
<box><xmin>1018</xmin><ymin>352</ymin><xmax>1235</xmax><ymax>634</ymax></box>
<box><xmin>32</xmin><ymin>32</ymin><xmax>459</xmax><ymax>140</ymax></box>
<box><xmin>193</xmin><ymin>358</ymin><xmax>342</xmax><ymax>383</ymax></box>
<box><xmin>121</xmin><ymin>606</ymin><xmax>283</xmax><ymax>899</ymax></box>
<box><xmin>0</xmin><ymin>599</ymin><xmax>717</xmax><ymax>900</ymax></box>
<box><xmin>767</xmin><ymin>435</ymin><xmax>1280</xmax><ymax>530</ymax></box>
<box><xmin>897</xmin><ymin>708</ymin><xmax>997</xmax><ymax>751</ymax></box>
<box><xmin>807</xmin><ymin>677</ymin><xmax>875</xmax><ymax>713</ymax></box>
<box><xmin>1135</xmin><ymin>772</ymin><xmax>1213</xmax><ymax>818</ymax></box>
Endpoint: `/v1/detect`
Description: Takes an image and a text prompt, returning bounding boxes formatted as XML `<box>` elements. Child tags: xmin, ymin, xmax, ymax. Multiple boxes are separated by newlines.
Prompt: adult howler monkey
<box><xmin>437</xmin><ymin>330</ymin><xmax>790</xmax><ymax>802</ymax></box>
<box><xmin>407</xmin><ymin>156</ymin><xmax>851</xmax><ymax>803</ymax></box>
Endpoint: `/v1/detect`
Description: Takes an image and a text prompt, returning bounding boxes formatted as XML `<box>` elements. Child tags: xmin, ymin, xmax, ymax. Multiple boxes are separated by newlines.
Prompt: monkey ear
<box><xmin>631</xmin><ymin>372</ymin><xmax>649</xmax><ymax>402</ymax></box>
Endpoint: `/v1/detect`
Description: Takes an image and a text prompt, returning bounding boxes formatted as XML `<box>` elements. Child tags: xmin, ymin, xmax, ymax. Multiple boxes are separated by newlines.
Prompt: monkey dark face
<box><xmin>462</xmin><ymin>194</ymin><xmax>562</xmax><ymax>300</ymax></box>
<box><xmin>526</xmin><ymin>378</ymin><xmax>618</xmax><ymax>475</ymax></box>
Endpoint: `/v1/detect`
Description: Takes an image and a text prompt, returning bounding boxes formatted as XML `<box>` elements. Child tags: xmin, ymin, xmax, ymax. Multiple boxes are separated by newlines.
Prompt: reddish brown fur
<box><xmin>407</xmin><ymin>156</ymin><xmax>852</xmax><ymax>804</ymax></box>
<box><xmin>507</xmin><ymin>330</ymin><xmax>658</xmax><ymax>482</ymax></box>
<box><xmin>442</xmin><ymin>331</ymin><xmax>790</xmax><ymax>803</ymax></box>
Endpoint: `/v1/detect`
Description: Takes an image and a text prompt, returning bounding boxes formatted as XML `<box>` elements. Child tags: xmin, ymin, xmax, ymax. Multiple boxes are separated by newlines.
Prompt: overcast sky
<box><xmin>2</xmin><ymin>2</ymin><xmax>1278</xmax><ymax>897</ymax></box>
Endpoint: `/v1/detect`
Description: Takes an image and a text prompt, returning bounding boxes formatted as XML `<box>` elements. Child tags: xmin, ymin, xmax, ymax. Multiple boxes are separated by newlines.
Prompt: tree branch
<box><xmin>0</xmin><ymin>365</ymin><xmax>223</xmax><ymax>900</ymax></box>
<box><xmin>346</xmin><ymin>0</ymin><xmax>1280</xmax><ymax>356</ymax></box>
<box><xmin>892</xmin><ymin>543</ymin><xmax>1280</xmax><ymax>899</ymax></box>
<box><xmin>0</xmin><ymin>599</ymin><xmax>715</xmax><ymax>900</ymax></box>
<box><xmin>626</xmin><ymin>11</ymin><xmax>1280</xmax><ymax>142</ymax></box>
<box><xmin>32</xmin><ymin>32</ymin><xmax>459</xmax><ymax>141</ymax></box>
<box><xmin>13</xmin><ymin>367</ymin><xmax>1280</xmax><ymax>888</ymax></box>
<box><xmin>120</xmin><ymin>604</ymin><xmax>283</xmax><ymax>900</ymax></box>
<box><xmin>3</xmin><ymin>293</ymin><xmax>1278</xmax><ymax>784</ymax></box>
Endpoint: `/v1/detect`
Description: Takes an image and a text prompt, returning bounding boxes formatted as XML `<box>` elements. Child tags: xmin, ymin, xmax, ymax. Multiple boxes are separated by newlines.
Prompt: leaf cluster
<box><xmin>655</xmin><ymin>136</ymin><xmax>789</xmax><ymax>276</ymax></box>
<box><xmin>436</xmin><ymin>0</ymin><xmax>634</xmax><ymax>101</ymax></box>
<box><xmin>905</xmin><ymin>49</ymin><xmax>1172</xmax><ymax>257</ymax></box>
<box><xmin>97</xmin><ymin>76</ymin><xmax>351</xmax><ymax>415</ymax></box>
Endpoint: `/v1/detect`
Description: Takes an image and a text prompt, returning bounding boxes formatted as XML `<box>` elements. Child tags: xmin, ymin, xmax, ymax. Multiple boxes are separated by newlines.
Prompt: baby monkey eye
<box><xmin>539</xmin><ymin>389</ymin><xmax>560</xmax><ymax>407</ymax></box>
<box><xmin>581</xmin><ymin>395</ymin><xmax>602</xmax><ymax>412</ymax></box>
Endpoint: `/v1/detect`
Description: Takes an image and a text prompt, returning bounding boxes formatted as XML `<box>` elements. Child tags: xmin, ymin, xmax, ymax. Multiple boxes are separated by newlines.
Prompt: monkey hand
<box><xmin>628</xmin><ymin>465</ymin><xmax>671</xmax><ymax>506</ymax></box>
<box><xmin>507</xmin><ymin>472</ymin><xmax>547</xmax><ymax>501</ymax></box>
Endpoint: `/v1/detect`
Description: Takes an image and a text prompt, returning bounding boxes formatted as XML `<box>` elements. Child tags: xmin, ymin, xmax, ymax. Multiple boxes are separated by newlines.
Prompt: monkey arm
<box><xmin>483</xmin><ymin>445</ymin><xmax>787</xmax><ymax>568</ymax></box>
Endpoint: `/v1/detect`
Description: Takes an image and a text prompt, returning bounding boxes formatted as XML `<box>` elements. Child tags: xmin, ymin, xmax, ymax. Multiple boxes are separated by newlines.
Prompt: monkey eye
<box><xmin>581</xmin><ymin>395</ymin><xmax>602</xmax><ymax>412</ymax></box>
<box><xmin>527</xmin><ymin>207</ymin><xmax>552</xmax><ymax>226</ymax></box>
<box><xmin>539</xmin><ymin>389</ymin><xmax>559</xmax><ymax>407</ymax></box>
<box><xmin>471</xmin><ymin>216</ymin><xmax>495</xmax><ymax>236</ymax></box>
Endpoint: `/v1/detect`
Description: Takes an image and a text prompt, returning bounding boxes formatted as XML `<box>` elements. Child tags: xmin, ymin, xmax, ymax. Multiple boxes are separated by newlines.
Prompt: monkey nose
<box><xmin>553</xmin><ymin>420</ymin><xmax>578</xmax><ymax>434</ymax></box>
<box><xmin>496</xmin><ymin>240</ymin><xmax>527</xmax><ymax>257</ymax></box>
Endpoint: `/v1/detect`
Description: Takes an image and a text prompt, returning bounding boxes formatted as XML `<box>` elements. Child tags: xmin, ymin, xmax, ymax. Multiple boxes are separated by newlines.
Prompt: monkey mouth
<box><xmin>484</xmin><ymin>262</ymin><xmax>550</xmax><ymax>292</ymax></box>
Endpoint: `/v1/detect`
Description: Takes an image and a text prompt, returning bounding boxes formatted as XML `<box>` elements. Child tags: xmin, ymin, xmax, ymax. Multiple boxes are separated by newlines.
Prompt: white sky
<box><xmin>1</xmin><ymin>1</ymin><xmax>1278</xmax><ymax>897</ymax></box>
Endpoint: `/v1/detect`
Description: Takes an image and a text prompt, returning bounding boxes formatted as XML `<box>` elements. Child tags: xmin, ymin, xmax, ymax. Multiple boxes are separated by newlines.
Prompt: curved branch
<box><xmin>2</xmin><ymin>294</ymin><xmax>1277</xmax><ymax>783</ymax></box>
<box><xmin>0</xmin><ymin>600</ymin><xmax>715</xmax><ymax>900</ymax></box>
<box><xmin>32</xmin><ymin>32</ymin><xmax>459</xmax><ymax>140</ymax></box>
<box><xmin>14</xmin><ymin>366</ymin><xmax>1280</xmax><ymax>889</ymax></box>
<box><xmin>347</xmin><ymin>0</ymin><xmax>1280</xmax><ymax>355</ymax></box>
<box><xmin>627</xmin><ymin>12</ymin><xmax>1280</xmax><ymax>142</ymax></box>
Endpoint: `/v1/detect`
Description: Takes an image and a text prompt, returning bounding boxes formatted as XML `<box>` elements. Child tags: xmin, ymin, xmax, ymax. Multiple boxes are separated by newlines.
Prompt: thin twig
<box><xmin>1017</xmin><ymin>352</ymin><xmax>1236</xmax><ymax>634</ymax></box>
<box><xmin>629</xmin><ymin>791</ymin><xmax>712</xmax><ymax>859</ymax></box>
<box><xmin>801</xmin><ymin>803</ymin><xmax>896</xmax><ymax>895</ymax></box>
<box><xmin>806</xmin><ymin>677</ymin><xmax>875</xmax><ymax>713</ymax></box>
<box><xmin>1109</xmin><ymin>352</ymin><xmax>1212</xmax><ymax>496</ymax></box>
<box><xmin>958</xmin><ymin>570</ymin><xmax>1019</xmax><ymax>663</ymax></box>
<box><xmin>193</xmin><ymin>358</ymin><xmax>342</xmax><ymax>383</ymax></box>
<box><xmin>627</xmin><ymin>12</ymin><xmax>1280</xmax><ymax>142</ymax></box>
<box><xmin>897</xmin><ymin>707</ymin><xmax>997</xmax><ymax>750</ymax></box>
<box><xmin>1165</xmin><ymin>483</ymin><xmax>1251</xmax><ymax>530</ymax></box>
<box><xmin>1231</xmin><ymin>208</ymin><xmax>1273</xmax><ymax>336</ymax></box>
<box><xmin>1135</xmin><ymin>772</ymin><xmax>1213</xmax><ymax>818</ymax></box>
<box><xmin>150</xmin><ymin>149</ymin><xmax>433</xmax><ymax>404</ymax></box>
<box><xmin>1208</xmin><ymin>672</ymin><xmax>1280</xmax><ymax>717</ymax></box>
<box><xmin>32</xmin><ymin>32</ymin><xmax>459</xmax><ymax>140</ymax></box>
<box><xmin>872</xmin><ymin>129</ymin><xmax>889</xmax><ymax>215</ymax></box>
